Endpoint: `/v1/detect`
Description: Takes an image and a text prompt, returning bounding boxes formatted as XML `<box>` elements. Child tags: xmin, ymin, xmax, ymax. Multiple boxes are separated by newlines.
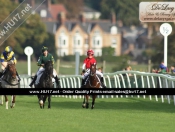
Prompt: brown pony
<box><xmin>82</xmin><ymin>63</ymin><xmax>100</xmax><ymax>109</ymax></box>
<box><xmin>35</xmin><ymin>61</ymin><xmax>53</xmax><ymax>109</ymax></box>
<box><xmin>0</xmin><ymin>63</ymin><xmax>19</xmax><ymax>109</ymax></box>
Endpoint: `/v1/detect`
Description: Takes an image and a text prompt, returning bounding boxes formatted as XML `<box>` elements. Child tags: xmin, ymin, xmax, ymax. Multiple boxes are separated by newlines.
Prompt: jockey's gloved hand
<box><xmin>41</xmin><ymin>64</ymin><xmax>45</xmax><ymax>66</ymax></box>
<box><xmin>8</xmin><ymin>60</ymin><xmax>14</xmax><ymax>64</ymax></box>
<box><xmin>82</xmin><ymin>69</ymin><xmax>86</xmax><ymax>73</ymax></box>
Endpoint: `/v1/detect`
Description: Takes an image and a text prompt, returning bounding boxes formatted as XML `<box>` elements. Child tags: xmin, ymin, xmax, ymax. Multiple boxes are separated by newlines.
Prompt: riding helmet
<box><xmin>5</xmin><ymin>46</ymin><xmax>12</xmax><ymax>53</ymax></box>
<box><xmin>87</xmin><ymin>49</ymin><xmax>94</xmax><ymax>55</ymax></box>
<box><xmin>42</xmin><ymin>46</ymin><xmax>48</xmax><ymax>52</ymax></box>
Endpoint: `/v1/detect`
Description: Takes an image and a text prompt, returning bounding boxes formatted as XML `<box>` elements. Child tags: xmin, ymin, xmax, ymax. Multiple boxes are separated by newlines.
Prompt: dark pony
<box><xmin>0</xmin><ymin>63</ymin><xmax>19</xmax><ymax>109</ymax></box>
<box><xmin>35</xmin><ymin>61</ymin><xmax>53</xmax><ymax>109</ymax></box>
<box><xmin>82</xmin><ymin>63</ymin><xmax>100</xmax><ymax>109</ymax></box>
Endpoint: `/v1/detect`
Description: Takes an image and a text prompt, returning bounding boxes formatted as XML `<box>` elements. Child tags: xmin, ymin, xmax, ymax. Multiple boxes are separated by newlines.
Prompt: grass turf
<box><xmin>0</xmin><ymin>96</ymin><xmax>175</xmax><ymax>132</ymax></box>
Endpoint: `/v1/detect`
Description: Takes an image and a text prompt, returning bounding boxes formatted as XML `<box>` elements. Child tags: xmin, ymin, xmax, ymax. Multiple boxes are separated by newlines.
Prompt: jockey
<box><xmin>0</xmin><ymin>46</ymin><xmax>20</xmax><ymax>80</ymax></box>
<box><xmin>81</xmin><ymin>49</ymin><xmax>106</xmax><ymax>88</ymax></box>
<box><xmin>29</xmin><ymin>46</ymin><xmax>60</xmax><ymax>87</ymax></box>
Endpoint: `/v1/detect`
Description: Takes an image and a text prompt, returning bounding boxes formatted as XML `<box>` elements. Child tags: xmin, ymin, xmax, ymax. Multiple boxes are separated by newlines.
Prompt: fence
<box><xmin>19</xmin><ymin>71</ymin><xmax>175</xmax><ymax>105</ymax></box>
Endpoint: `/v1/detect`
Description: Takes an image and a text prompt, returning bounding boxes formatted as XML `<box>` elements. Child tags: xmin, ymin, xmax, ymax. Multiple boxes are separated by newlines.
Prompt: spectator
<box><xmin>152</xmin><ymin>68</ymin><xmax>156</xmax><ymax>73</ymax></box>
<box><xmin>159</xmin><ymin>62</ymin><xmax>167</xmax><ymax>73</ymax></box>
<box><xmin>170</xmin><ymin>66</ymin><xmax>175</xmax><ymax>74</ymax></box>
<box><xmin>97</xmin><ymin>67</ymin><xmax>102</xmax><ymax>73</ymax></box>
<box><xmin>125</xmin><ymin>66</ymin><xmax>132</xmax><ymax>76</ymax></box>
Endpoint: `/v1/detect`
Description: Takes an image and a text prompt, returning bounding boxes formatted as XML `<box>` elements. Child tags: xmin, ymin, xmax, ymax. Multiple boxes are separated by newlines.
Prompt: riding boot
<box><xmin>29</xmin><ymin>75</ymin><xmax>37</xmax><ymax>87</ymax></box>
<box><xmin>80</xmin><ymin>79</ymin><xmax>86</xmax><ymax>88</ymax></box>
<box><xmin>100</xmin><ymin>77</ymin><xmax>107</xmax><ymax>88</ymax></box>
<box><xmin>0</xmin><ymin>70</ymin><xmax>5</xmax><ymax>79</ymax></box>
<box><xmin>0</xmin><ymin>72</ymin><xmax>2</xmax><ymax>78</ymax></box>
<box><xmin>16</xmin><ymin>71</ymin><xmax>21</xmax><ymax>82</ymax></box>
<box><xmin>0</xmin><ymin>72</ymin><xmax>2</xmax><ymax>84</ymax></box>
<box><xmin>54</xmin><ymin>76</ymin><xmax>60</xmax><ymax>88</ymax></box>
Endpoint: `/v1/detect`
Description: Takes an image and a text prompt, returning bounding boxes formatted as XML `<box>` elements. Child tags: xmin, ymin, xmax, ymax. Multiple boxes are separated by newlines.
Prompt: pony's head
<box><xmin>90</xmin><ymin>63</ymin><xmax>96</xmax><ymax>76</ymax></box>
<box><xmin>7</xmin><ymin>63</ymin><xmax>16</xmax><ymax>79</ymax></box>
<box><xmin>44</xmin><ymin>61</ymin><xmax>53</xmax><ymax>76</ymax></box>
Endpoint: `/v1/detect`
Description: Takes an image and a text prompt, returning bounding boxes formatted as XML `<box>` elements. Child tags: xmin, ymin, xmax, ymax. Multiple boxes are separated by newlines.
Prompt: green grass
<box><xmin>0</xmin><ymin>96</ymin><xmax>175</xmax><ymax>132</ymax></box>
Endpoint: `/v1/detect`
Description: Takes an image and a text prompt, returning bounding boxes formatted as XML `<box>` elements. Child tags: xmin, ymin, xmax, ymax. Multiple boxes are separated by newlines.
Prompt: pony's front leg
<box><xmin>38</xmin><ymin>95</ymin><xmax>44</xmax><ymax>109</ymax></box>
<box><xmin>82</xmin><ymin>95</ymin><xmax>86</xmax><ymax>108</ymax></box>
<box><xmin>85</xmin><ymin>95</ymin><xmax>89</xmax><ymax>109</ymax></box>
<box><xmin>4</xmin><ymin>95</ymin><xmax>8</xmax><ymax>109</ymax></box>
<box><xmin>48</xmin><ymin>95</ymin><xmax>51</xmax><ymax>109</ymax></box>
<box><xmin>91</xmin><ymin>95</ymin><xmax>97</xmax><ymax>109</ymax></box>
<box><xmin>10</xmin><ymin>95</ymin><xmax>16</xmax><ymax>108</ymax></box>
<box><xmin>42</xmin><ymin>96</ymin><xmax>47</xmax><ymax>109</ymax></box>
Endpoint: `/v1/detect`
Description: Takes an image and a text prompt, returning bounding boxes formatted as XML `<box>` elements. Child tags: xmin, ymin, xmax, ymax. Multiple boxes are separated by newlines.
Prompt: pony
<box><xmin>0</xmin><ymin>62</ymin><xmax>19</xmax><ymax>109</ymax></box>
<box><xmin>35</xmin><ymin>61</ymin><xmax>54</xmax><ymax>109</ymax></box>
<box><xmin>82</xmin><ymin>63</ymin><xmax>101</xmax><ymax>109</ymax></box>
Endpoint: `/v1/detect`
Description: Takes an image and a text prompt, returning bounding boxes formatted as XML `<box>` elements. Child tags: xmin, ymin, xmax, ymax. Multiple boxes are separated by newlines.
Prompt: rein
<box><xmin>88</xmin><ymin>79</ymin><xmax>100</xmax><ymax>87</ymax></box>
<box><xmin>42</xmin><ymin>62</ymin><xmax>53</xmax><ymax>87</ymax></box>
<box><xmin>90</xmin><ymin>72</ymin><xmax>95</xmax><ymax>76</ymax></box>
<box><xmin>89</xmin><ymin>71</ymin><xmax>100</xmax><ymax>88</ymax></box>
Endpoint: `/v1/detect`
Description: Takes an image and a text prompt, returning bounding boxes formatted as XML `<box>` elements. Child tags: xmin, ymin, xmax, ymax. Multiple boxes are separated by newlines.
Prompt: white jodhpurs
<box><xmin>1</xmin><ymin>62</ymin><xmax>7</xmax><ymax>71</ymax></box>
<box><xmin>82</xmin><ymin>69</ymin><xmax>103</xmax><ymax>79</ymax></box>
<box><xmin>35</xmin><ymin>67</ymin><xmax>57</xmax><ymax>85</ymax></box>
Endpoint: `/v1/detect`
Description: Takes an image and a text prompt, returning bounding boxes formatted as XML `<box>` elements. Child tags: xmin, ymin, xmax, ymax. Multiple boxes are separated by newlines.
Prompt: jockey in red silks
<box><xmin>81</xmin><ymin>49</ymin><xmax>106</xmax><ymax>88</ymax></box>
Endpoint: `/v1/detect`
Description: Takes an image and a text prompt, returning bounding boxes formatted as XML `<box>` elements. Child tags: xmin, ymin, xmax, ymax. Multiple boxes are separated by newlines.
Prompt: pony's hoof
<box><xmin>10</xmin><ymin>103</ymin><xmax>15</xmax><ymax>108</ymax></box>
<box><xmin>91</xmin><ymin>106</ymin><xmax>94</xmax><ymax>109</ymax></box>
<box><xmin>86</xmin><ymin>103</ymin><xmax>89</xmax><ymax>109</ymax></box>
<box><xmin>39</xmin><ymin>100</ymin><xmax>43</xmax><ymax>105</ymax></box>
<box><xmin>82</xmin><ymin>104</ymin><xmax>86</xmax><ymax>108</ymax></box>
<box><xmin>0</xmin><ymin>101</ymin><xmax>3</xmax><ymax>105</ymax></box>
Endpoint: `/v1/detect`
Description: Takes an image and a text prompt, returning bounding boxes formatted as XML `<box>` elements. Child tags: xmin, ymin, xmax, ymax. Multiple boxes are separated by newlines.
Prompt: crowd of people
<box><xmin>122</xmin><ymin>62</ymin><xmax>175</xmax><ymax>75</ymax></box>
<box><xmin>152</xmin><ymin>61</ymin><xmax>175</xmax><ymax>74</ymax></box>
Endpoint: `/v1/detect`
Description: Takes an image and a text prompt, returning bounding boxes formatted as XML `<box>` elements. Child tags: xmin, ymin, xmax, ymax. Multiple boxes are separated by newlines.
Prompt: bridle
<box><xmin>88</xmin><ymin>64</ymin><xmax>100</xmax><ymax>88</ymax></box>
<box><xmin>44</xmin><ymin>61</ymin><xmax>53</xmax><ymax>87</ymax></box>
<box><xmin>3</xmin><ymin>64</ymin><xmax>19</xmax><ymax>86</ymax></box>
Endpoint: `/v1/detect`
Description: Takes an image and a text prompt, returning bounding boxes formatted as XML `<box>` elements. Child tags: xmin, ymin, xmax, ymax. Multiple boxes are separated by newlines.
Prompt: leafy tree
<box><xmin>19</xmin><ymin>14</ymin><xmax>48</xmax><ymax>56</ymax></box>
<box><xmin>111</xmin><ymin>55</ymin><xmax>130</xmax><ymax>72</ymax></box>
<box><xmin>88</xmin><ymin>0</ymin><xmax>167</xmax><ymax>26</ymax></box>
<box><xmin>0</xmin><ymin>0</ymin><xmax>48</xmax><ymax>59</ymax></box>
<box><xmin>53</xmin><ymin>0</ymin><xmax>83</xmax><ymax>18</ymax></box>
<box><xmin>84</xmin><ymin>0</ymin><xmax>102</xmax><ymax>11</ymax></box>
<box><xmin>145</xmin><ymin>23</ymin><xmax>175</xmax><ymax>67</ymax></box>
<box><xmin>34</xmin><ymin>32</ymin><xmax>57</xmax><ymax>59</ymax></box>
<box><xmin>102</xmin><ymin>46</ymin><xmax>115</xmax><ymax>56</ymax></box>
<box><xmin>100</xmin><ymin>0</ymin><xmax>141</xmax><ymax>26</ymax></box>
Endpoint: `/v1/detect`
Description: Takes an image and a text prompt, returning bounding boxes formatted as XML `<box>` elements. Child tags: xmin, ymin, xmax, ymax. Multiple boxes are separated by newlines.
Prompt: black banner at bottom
<box><xmin>0</xmin><ymin>88</ymin><xmax>175</xmax><ymax>95</ymax></box>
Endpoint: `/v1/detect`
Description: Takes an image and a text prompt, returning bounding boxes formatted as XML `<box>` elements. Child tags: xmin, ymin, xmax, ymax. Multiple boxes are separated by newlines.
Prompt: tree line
<box><xmin>0</xmin><ymin>0</ymin><xmax>56</xmax><ymax>60</ymax></box>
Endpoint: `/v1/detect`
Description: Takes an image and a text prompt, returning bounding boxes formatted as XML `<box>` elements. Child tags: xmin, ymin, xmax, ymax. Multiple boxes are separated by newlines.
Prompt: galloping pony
<box><xmin>0</xmin><ymin>62</ymin><xmax>19</xmax><ymax>109</ymax></box>
<box><xmin>82</xmin><ymin>63</ymin><xmax>101</xmax><ymax>109</ymax></box>
<box><xmin>35</xmin><ymin>60</ymin><xmax>54</xmax><ymax>109</ymax></box>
